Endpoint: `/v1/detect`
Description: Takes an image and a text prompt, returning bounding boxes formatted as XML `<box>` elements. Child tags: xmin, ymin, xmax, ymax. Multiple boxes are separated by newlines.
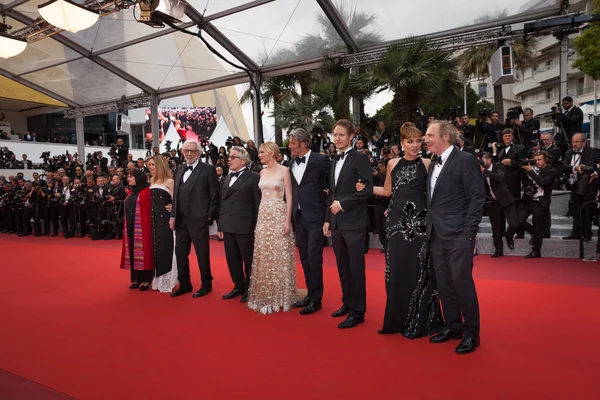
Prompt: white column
<box><xmin>151</xmin><ymin>94</ymin><xmax>159</xmax><ymax>148</ymax></box>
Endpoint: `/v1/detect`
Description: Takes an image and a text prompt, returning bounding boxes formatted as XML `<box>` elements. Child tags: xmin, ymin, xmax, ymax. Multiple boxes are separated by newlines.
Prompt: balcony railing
<box><xmin>533</xmin><ymin>96</ymin><xmax>558</xmax><ymax>105</ymax></box>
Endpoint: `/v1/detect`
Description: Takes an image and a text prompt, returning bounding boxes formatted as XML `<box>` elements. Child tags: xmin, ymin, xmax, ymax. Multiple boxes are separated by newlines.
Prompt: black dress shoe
<box><xmin>562</xmin><ymin>233</ymin><xmax>580</xmax><ymax>240</ymax></box>
<box><xmin>429</xmin><ymin>328</ymin><xmax>463</xmax><ymax>343</ymax></box>
<box><xmin>222</xmin><ymin>288</ymin><xmax>244</xmax><ymax>300</ymax></box>
<box><xmin>240</xmin><ymin>293</ymin><xmax>248</xmax><ymax>303</ymax></box>
<box><xmin>293</xmin><ymin>297</ymin><xmax>310</xmax><ymax>308</ymax></box>
<box><xmin>192</xmin><ymin>286</ymin><xmax>212</xmax><ymax>298</ymax></box>
<box><xmin>139</xmin><ymin>283</ymin><xmax>150</xmax><ymax>291</ymax></box>
<box><xmin>455</xmin><ymin>336</ymin><xmax>480</xmax><ymax>354</ymax></box>
<box><xmin>170</xmin><ymin>286</ymin><xmax>193</xmax><ymax>298</ymax></box>
<box><xmin>491</xmin><ymin>252</ymin><xmax>503</xmax><ymax>258</ymax></box>
<box><xmin>515</xmin><ymin>233</ymin><xmax>525</xmax><ymax>239</ymax></box>
<box><xmin>129</xmin><ymin>283</ymin><xmax>140</xmax><ymax>289</ymax></box>
<box><xmin>338</xmin><ymin>316</ymin><xmax>364</xmax><ymax>329</ymax></box>
<box><xmin>524</xmin><ymin>250</ymin><xmax>541</xmax><ymax>259</ymax></box>
<box><xmin>300</xmin><ymin>302</ymin><xmax>322</xmax><ymax>315</ymax></box>
<box><xmin>331</xmin><ymin>305</ymin><xmax>349</xmax><ymax>318</ymax></box>
<box><xmin>506</xmin><ymin>237</ymin><xmax>514</xmax><ymax>250</ymax></box>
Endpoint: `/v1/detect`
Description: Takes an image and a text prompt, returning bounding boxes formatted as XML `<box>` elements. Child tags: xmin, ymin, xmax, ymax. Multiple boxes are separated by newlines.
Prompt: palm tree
<box><xmin>356</xmin><ymin>37</ymin><xmax>463</xmax><ymax>128</ymax></box>
<box><xmin>458</xmin><ymin>10</ymin><xmax>537</xmax><ymax>117</ymax></box>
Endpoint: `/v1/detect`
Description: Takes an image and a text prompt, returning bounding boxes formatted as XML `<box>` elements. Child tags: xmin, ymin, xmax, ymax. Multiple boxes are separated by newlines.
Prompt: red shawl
<box><xmin>120</xmin><ymin>187</ymin><xmax>154</xmax><ymax>271</ymax></box>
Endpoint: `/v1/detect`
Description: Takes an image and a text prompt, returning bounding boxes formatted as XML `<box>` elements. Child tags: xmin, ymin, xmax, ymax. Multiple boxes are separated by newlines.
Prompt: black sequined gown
<box><xmin>379</xmin><ymin>157</ymin><xmax>441</xmax><ymax>338</ymax></box>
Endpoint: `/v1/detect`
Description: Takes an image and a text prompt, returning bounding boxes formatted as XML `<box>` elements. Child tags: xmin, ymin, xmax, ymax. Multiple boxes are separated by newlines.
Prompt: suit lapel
<box><xmin>336</xmin><ymin>150</ymin><xmax>355</xmax><ymax>188</ymax></box>
<box><xmin>430</xmin><ymin>148</ymin><xmax>457</xmax><ymax>203</ymax></box>
<box><xmin>184</xmin><ymin>164</ymin><xmax>201</xmax><ymax>194</ymax></box>
<box><xmin>221</xmin><ymin>175</ymin><xmax>232</xmax><ymax>199</ymax></box>
<box><xmin>225</xmin><ymin>170</ymin><xmax>247</xmax><ymax>197</ymax></box>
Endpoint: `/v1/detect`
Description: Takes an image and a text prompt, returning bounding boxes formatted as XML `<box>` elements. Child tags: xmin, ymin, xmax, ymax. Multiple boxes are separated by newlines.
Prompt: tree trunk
<box><xmin>493</xmin><ymin>85</ymin><xmax>504</xmax><ymax>120</ymax></box>
<box><xmin>273</xmin><ymin>93</ymin><xmax>283</xmax><ymax>146</ymax></box>
<box><xmin>391</xmin><ymin>90</ymin><xmax>407</xmax><ymax>129</ymax></box>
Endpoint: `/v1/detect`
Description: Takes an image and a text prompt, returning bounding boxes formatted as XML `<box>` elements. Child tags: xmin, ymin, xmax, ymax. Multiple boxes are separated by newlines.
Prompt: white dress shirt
<box><xmin>430</xmin><ymin>145</ymin><xmax>455</xmax><ymax>196</ymax></box>
<box><xmin>334</xmin><ymin>148</ymin><xmax>352</xmax><ymax>186</ymax></box>
<box><xmin>291</xmin><ymin>150</ymin><xmax>311</xmax><ymax>184</ymax></box>
<box><xmin>228</xmin><ymin>167</ymin><xmax>247</xmax><ymax>187</ymax></box>
<box><xmin>183</xmin><ymin>160</ymin><xmax>199</xmax><ymax>183</ymax></box>
<box><xmin>486</xmin><ymin>165</ymin><xmax>496</xmax><ymax>200</ymax></box>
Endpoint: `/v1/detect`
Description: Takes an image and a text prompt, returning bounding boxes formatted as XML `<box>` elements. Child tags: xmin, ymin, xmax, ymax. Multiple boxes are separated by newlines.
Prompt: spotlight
<box><xmin>0</xmin><ymin>18</ymin><xmax>27</xmax><ymax>59</ymax></box>
<box><xmin>38</xmin><ymin>0</ymin><xmax>99</xmax><ymax>33</ymax></box>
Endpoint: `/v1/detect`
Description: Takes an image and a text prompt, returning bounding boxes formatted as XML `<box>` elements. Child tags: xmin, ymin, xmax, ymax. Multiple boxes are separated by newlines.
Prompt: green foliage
<box><xmin>573</xmin><ymin>0</ymin><xmax>600</xmax><ymax>80</ymax></box>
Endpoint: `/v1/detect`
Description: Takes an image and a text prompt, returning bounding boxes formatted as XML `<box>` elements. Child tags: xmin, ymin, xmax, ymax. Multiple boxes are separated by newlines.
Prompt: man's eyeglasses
<box><xmin>228</xmin><ymin>156</ymin><xmax>241</xmax><ymax>160</ymax></box>
<box><xmin>182</xmin><ymin>149</ymin><xmax>199</xmax><ymax>153</ymax></box>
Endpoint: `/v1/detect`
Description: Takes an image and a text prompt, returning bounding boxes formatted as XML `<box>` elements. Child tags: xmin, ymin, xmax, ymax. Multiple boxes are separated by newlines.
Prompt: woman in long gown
<box><xmin>247</xmin><ymin>142</ymin><xmax>298</xmax><ymax>314</ymax></box>
<box><xmin>147</xmin><ymin>155</ymin><xmax>178</xmax><ymax>293</ymax></box>
<box><xmin>120</xmin><ymin>169</ymin><xmax>154</xmax><ymax>290</ymax></box>
<box><xmin>359</xmin><ymin>124</ymin><xmax>441</xmax><ymax>338</ymax></box>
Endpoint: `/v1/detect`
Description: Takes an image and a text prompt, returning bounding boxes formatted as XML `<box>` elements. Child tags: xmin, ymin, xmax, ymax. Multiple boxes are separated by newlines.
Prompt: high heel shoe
<box><xmin>129</xmin><ymin>283</ymin><xmax>140</xmax><ymax>289</ymax></box>
<box><xmin>139</xmin><ymin>283</ymin><xmax>150</xmax><ymax>291</ymax></box>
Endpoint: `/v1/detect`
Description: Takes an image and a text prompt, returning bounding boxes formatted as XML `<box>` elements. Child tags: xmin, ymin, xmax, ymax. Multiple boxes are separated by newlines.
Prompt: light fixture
<box><xmin>0</xmin><ymin>17</ymin><xmax>27</xmax><ymax>59</ymax></box>
<box><xmin>38</xmin><ymin>0</ymin><xmax>99</xmax><ymax>33</ymax></box>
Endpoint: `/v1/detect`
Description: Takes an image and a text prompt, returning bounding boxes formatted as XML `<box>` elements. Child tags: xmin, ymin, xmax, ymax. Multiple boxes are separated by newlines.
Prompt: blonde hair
<box><xmin>150</xmin><ymin>155</ymin><xmax>172</xmax><ymax>183</ymax></box>
<box><xmin>260</xmin><ymin>142</ymin><xmax>281</xmax><ymax>158</ymax></box>
<box><xmin>428</xmin><ymin>120</ymin><xmax>457</xmax><ymax>144</ymax></box>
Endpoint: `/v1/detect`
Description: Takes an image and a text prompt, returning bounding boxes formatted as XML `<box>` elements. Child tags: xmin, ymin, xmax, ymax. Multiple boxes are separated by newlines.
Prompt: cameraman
<box><xmin>481</xmin><ymin>152</ymin><xmax>518</xmax><ymax>257</ymax></box>
<box><xmin>516</xmin><ymin>151</ymin><xmax>558</xmax><ymax>258</ymax></box>
<box><xmin>512</xmin><ymin>108</ymin><xmax>540</xmax><ymax>145</ymax></box>
<box><xmin>114</xmin><ymin>138</ymin><xmax>129</xmax><ymax>166</ymax></box>
<box><xmin>553</xmin><ymin>97</ymin><xmax>583</xmax><ymax>146</ymax></box>
<box><xmin>104</xmin><ymin>175</ymin><xmax>126</xmax><ymax>240</ymax></box>
<box><xmin>539</xmin><ymin>132</ymin><xmax>563</xmax><ymax>168</ymax></box>
<box><xmin>310</xmin><ymin>126</ymin><xmax>331</xmax><ymax>153</ymax></box>
<box><xmin>562</xmin><ymin>133</ymin><xmax>600</xmax><ymax>241</ymax></box>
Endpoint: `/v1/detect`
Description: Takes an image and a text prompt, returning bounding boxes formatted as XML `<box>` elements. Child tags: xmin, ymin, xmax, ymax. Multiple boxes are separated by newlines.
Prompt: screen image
<box><xmin>145</xmin><ymin>107</ymin><xmax>217</xmax><ymax>143</ymax></box>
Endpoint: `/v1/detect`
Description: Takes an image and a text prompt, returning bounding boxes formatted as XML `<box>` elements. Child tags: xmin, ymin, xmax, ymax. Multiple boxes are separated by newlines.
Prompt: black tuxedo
<box><xmin>518</xmin><ymin>166</ymin><xmax>559</xmax><ymax>252</ymax></box>
<box><xmin>219</xmin><ymin>169</ymin><xmax>261</xmax><ymax>291</ymax></box>
<box><xmin>116</xmin><ymin>145</ymin><xmax>128</xmax><ymax>166</ymax></box>
<box><xmin>326</xmin><ymin>149</ymin><xmax>372</xmax><ymax>319</ymax></box>
<box><xmin>171</xmin><ymin>162</ymin><xmax>220</xmax><ymax>288</ymax></box>
<box><xmin>427</xmin><ymin>147</ymin><xmax>485</xmax><ymax>339</ymax></box>
<box><xmin>555</xmin><ymin>107</ymin><xmax>583</xmax><ymax>143</ymax></box>
<box><xmin>494</xmin><ymin>143</ymin><xmax>526</xmax><ymax>199</ymax></box>
<box><xmin>483</xmin><ymin>163</ymin><xmax>519</xmax><ymax>253</ymax></box>
<box><xmin>459</xmin><ymin>145</ymin><xmax>476</xmax><ymax>156</ymax></box>
<box><xmin>563</xmin><ymin>146</ymin><xmax>600</xmax><ymax>239</ymax></box>
<box><xmin>290</xmin><ymin>151</ymin><xmax>330</xmax><ymax>304</ymax></box>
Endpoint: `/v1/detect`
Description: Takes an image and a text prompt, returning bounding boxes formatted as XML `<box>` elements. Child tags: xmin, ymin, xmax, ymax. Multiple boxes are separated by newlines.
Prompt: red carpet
<box><xmin>0</xmin><ymin>234</ymin><xmax>599</xmax><ymax>399</ymax></box>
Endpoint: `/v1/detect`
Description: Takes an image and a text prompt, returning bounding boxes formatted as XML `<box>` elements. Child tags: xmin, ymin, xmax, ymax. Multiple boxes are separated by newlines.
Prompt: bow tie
<box><xmin>295</xmin><ymin>156</ymin><xmax>306</xmax><ymax>165</ymax></box>
<box><xmin>573</xmin><ymin>151</ymin><xmax>582</xmax><ymax>156</ymax></box>
<box><xmin>231</xmin><ymin>170</ymin><xmax>243</xmax><ymax>178</ymax></box>
<box><xmin>432</xmin><ymin>155</ymin><xmax>443</xmax><ymax>165</ymax></box>
<box><xmin>335</xmin><ymin>152</ymin><xmax>348</xmax><ymax>161</ymax></box>
<box><xmin>185</xmin><ymin>165</ymin><xmax>194</xmax><ymax>171</ymax></box>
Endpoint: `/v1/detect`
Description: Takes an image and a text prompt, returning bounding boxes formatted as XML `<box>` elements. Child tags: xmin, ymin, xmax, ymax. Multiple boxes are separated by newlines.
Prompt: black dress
<box><xmin>151</xmin><ymin>184</ymin><xmax>174</xmax><ymax>277</ymax></box>
<box><xmin>379</xmin><ymin>157</ymin><xmax>441</xmax><ymax>338</ymax></box>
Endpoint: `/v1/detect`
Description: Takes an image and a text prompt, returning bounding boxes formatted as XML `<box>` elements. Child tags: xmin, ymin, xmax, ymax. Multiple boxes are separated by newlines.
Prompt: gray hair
<box><xmin>429</xmin><ymin>120</ymin><xmax>457</xmax><ymax>144</ymax></box>
<box><xmin>456</xmin><ymin>132</ymin><xmax>465</xmax><ymax>143</ymax></box>
<box><xmin>540</xmin><ymin>132</ymin><xmax>553</xmax><ymax>139</ymax></box>
<box><xmin>288</xmin><ymin>128</ymin><xmax>311</xmax><ymax>147</ymax></box>
<box><xmin>524</xmin><ymin>108</ymin><xmax>534</xmax><ymax>115</ymax></box>
<box><xmin>183</xmin><ymin>140</ymin><xmax>203</xmax><ymax>153</ymax></box>
<box><xmin>230</xmin><ymin>146</ymin><xmax>250</xmax><ymax>164</ymax></box>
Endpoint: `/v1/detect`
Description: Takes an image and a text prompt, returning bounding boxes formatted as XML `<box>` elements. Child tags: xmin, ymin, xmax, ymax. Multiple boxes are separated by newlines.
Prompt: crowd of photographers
<box><xmin>1</xmin><ymin>95</ymin><xmax>598</xmax><ymax>257</ymax></box>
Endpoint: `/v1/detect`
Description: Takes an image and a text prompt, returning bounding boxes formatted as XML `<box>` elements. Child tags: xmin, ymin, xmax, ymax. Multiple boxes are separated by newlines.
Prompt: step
<box><xmin>479</xmin><ymin>215</ymin><xmax>573</xmax><ymax>236</ymax></box>
<box><xmin>363</xmin><ymin>232</ymin><xmax>594</xmax><ymax>259</ymax></box>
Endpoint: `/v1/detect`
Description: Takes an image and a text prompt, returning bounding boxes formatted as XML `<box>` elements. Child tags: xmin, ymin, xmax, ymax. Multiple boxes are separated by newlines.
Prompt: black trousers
<box><xmin>131</xmin><ymin>269</ymin><xmax>153</xmax><ymax>283</ymax></box>
<box><xmin>60</xmin><ymin>204</ymin><xmax>76</xmax><ymax>237</ymax></box>
<box><xmin>295</xmin><ymin>212</ymin><xmax>324</xmax><ymax>304</ymax></box>
<box><xmin>21</xmin><ymin>208</ymin><xmax>33</xmax><ymax>235</ymax></box>
<box><xmin>223</xmin><ymin>232</ymin><xmax>254</xmax><ymax>291</ymax></box>
<box><xmin>518</xmin><ymin>201</ymin><xmax>547</xmax><ymax>252</ymax></box>
<box><xmin>571</xmin><ymin>191</ymin><xmax>596</xmax><ymax>239</ymax></box>
<box><xmin>332</xmin><ymin>228</ymin><xmax>366</xmax><ymax>318</ymax></box>
<box><xmin>431</xmin><ymin>228</ymin><xmax>480</xmax><ymax>339</ymax></box>
<box><xmin>487</xmin><ymin>202</ymin><xmax>519</xmax><ymax>250</ymax></box>
<box><xmin>175</xmin><ymin>218</ymin><xmax>212</xmax><ymax>288</ymax></box>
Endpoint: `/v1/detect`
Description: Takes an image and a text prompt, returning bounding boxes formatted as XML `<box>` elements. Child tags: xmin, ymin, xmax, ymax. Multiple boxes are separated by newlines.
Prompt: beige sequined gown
<box><xmin>247</xmin><ymin>178</ymin><xmax>298</xmax><ymax>314</ymax></box>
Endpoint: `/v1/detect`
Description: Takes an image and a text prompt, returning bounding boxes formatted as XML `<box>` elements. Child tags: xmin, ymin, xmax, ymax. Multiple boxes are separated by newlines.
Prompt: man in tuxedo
<box><xmin>115</xmin><ymin>138</ymin><xmax>129</xmax><ymax>167</ymax></box>
<box><xmin>218</xmin><ymin>146</ymin><xmax>261</xmax><ymax>303</ymax></box>
<box><xmin>323</xmin><ymin>120</ymin><xmax>373</xmax><ymax>328</ymax></box>
<box><xmin>518</xmin><ymin>151</ymin><xmax>559</xmax><ymax>258</ymax></box>
<box><xmin>562</xmin><ymin>133</ymin><xmax>600</xmax><ymax>241</ymax></box>
<box><xmin>288</xmin><ymin>128</ymin><xmax>331</xmax><ymax>315</ymax></box>
<box><xmin>456</xmin><ymin>133</ymin><xmax>476</xmax><ymax>156</ymax></box>
<box><xmin>481</xmin><ymin>152</ymin><xmax>517</xmax><ymax>258</ymax></box>
<box><xmin>553</xmin><ymin>96</ymin><xmax>583</xmax><ymax>150</ymax></box>
<box><xmin>425</xmin><ymin>120</ymin><xmax>485</xmax><ymax>354</ymax></box>
<box><xmin>169</xmin><ymin>140</ymin><xmax>220</xmax><ymax>298</ymax></box>
<box><xmin>492</xmin><ymin>129</ymin><xmax>526</xmax><ymax>200</ymax></box>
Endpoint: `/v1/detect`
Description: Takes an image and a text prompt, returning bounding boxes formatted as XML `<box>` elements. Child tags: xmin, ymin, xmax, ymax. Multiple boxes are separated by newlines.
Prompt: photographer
<box><xmin>456</xmin><ymin>114</ymin><xmax>475</xmax><ymax>145</ymax></box>
<box><xmin>59</xmin><ymin>175</ymin><xmax>76</xmax><ymax>238</ymax></box>
<box><xmin>511</xmin><ymin>108</ymin><xmax>540</xmax><ymax>146</ymax></box>
<box><xmin>478</xmin><ymin>110</ymin><xmax>504</xmax><ymax>151</ymax></box>
<box><xmin>114</xmin><ymin>138</ymin><xmax>129</xmax><ymax>166</ymax></box>
<box><xmin>492</xmin><ymin>128</ymin><xmax>526</xmax><ymax>201</ymax></box>
<box><xmin>200</xmin><ymin>138</ymin><xmax>219</xmax><ymax>166</ymax></box>
<box><xmin>539</xmin><ymin>132</ymin><xmax>563</xmax><ymax>168</ymax></box>
<box><xmin>104</xmin><ymin>175</ymin><xmax>126</xmax><ymax>240</ymax></box>
<box><xmin>553</xmin><ymin>97</ymin><xmax>583</xmax><ymax>149</ymax></box>
<box><xmin>516</xmin><ymin>151</ymin><xmax>559</xmax><ymax>258</ymax></box>
<box><xmin>310</xmin><ymin>126</ymin><xmax>331</xmax><ymax>154</ymax></box>
<box><xmin>562</xmin><ymin>133</ymin><xmax>600</xmax><ymax>241</ymax></box>
<box><xmin>456</xmin><ymin>132</ymin><xmax>476</xmax><ymax>155</ymax></box>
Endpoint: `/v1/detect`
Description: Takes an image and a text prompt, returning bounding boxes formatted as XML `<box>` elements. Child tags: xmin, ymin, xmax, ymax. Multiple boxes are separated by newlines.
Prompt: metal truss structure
<box><xmin>63</xmin><ymin>94</ymin><xmax>152</xmax><ymax>118</ymax></box>
<box><xmin>0</xmin><ymin>0</ymin><xmax>571</xmax><ymax>117</ymax></box>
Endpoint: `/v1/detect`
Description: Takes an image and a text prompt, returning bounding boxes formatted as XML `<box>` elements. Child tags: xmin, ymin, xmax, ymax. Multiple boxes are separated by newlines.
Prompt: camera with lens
<box><xmin>478</xmin><ymin>108</ymin><xmax>490</xmax><ymax>119</ymax></box>
<box><xmin>225</xmin><ymin>136</ymin><xmax>234</xmax><ymax>148</ymax></box>
<box><xmin>449</xmin><ymin>105</ymin><xmax>462</xmax><ymax>120</ymax></box>
<box><xmin>506</xmin><ymin>106</ymin><xmax>523</xmax><ymax>120</ymax></box>
<box><xmin>40</xmin><ymin>151</ymin><xmax>51</xmax><ymax>159</ymax></box>
<box><xmin>522</xmin><ymin>185</ymin><xmax>536</xmax><ymax>200</ymax></box>
<box><xmin>365</xmin><ymin>118</ymin><xmax>378</xmax><ymax>131</ymax></box>
<box><xmin>551</xmin><ymin>103</ymin><xmax>561</xmax><ymax>114</ymax></box>
<box><xmin>199</xmin><ymin>136</ymin><xmax>208</xmax><ymax>147</ymax></box>
<box><xmin>518</xmin><ymin>159</ymin><xmax>537</xmax><ymax>167</ymax></box>
<box><xmin>413</xmin><ymin>105</ymin><xmax>423</xmax><ymax>118</ymax></box>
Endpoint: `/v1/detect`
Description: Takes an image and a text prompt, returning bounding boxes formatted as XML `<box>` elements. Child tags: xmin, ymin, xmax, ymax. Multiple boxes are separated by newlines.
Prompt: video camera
<box><xmin>518</xmin><ymin>159</ymin><xmax>537</xmax><ymax>167</ymax></box>
<box><xmin>478</xmin><ymin>108</ymin><xmax>490</xmax><ymax>120</ymax></box>
<box><xmin>165</xmin><ymin>140</ymin><xmax>172</xmax><ymax>152</ymax></box>
<box><xmin>449</xmin><ymin>105</ymin><xmax>462</xmax><ymax>120</ymax></box>
<box><xmin>551</xmin><ymin>103</ymin><xmax>562</xmax><ymax>121</ymax></box>
<box><xmin>40</xmin><ymin>151</ymin><xmax>51</xmax><ymax>160</ymax></box>
<box><xmin>107</xmin><ymin>143</ymin><xmax>119</xmax><ymax>157</ymax></box>
<box><xmin>225</xmin><ymin>136</ymin><xmax>234</xmax><ymax>148</ymax></box>
<box><xmin>506</xmin><ymin>106</ymin><xmax>523</xmax><ymax>120</ymax></box>
<box><xmin>199</xmin><ymin>136</ymin><xmax>209</xmax><ymax>147</ymax></box>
